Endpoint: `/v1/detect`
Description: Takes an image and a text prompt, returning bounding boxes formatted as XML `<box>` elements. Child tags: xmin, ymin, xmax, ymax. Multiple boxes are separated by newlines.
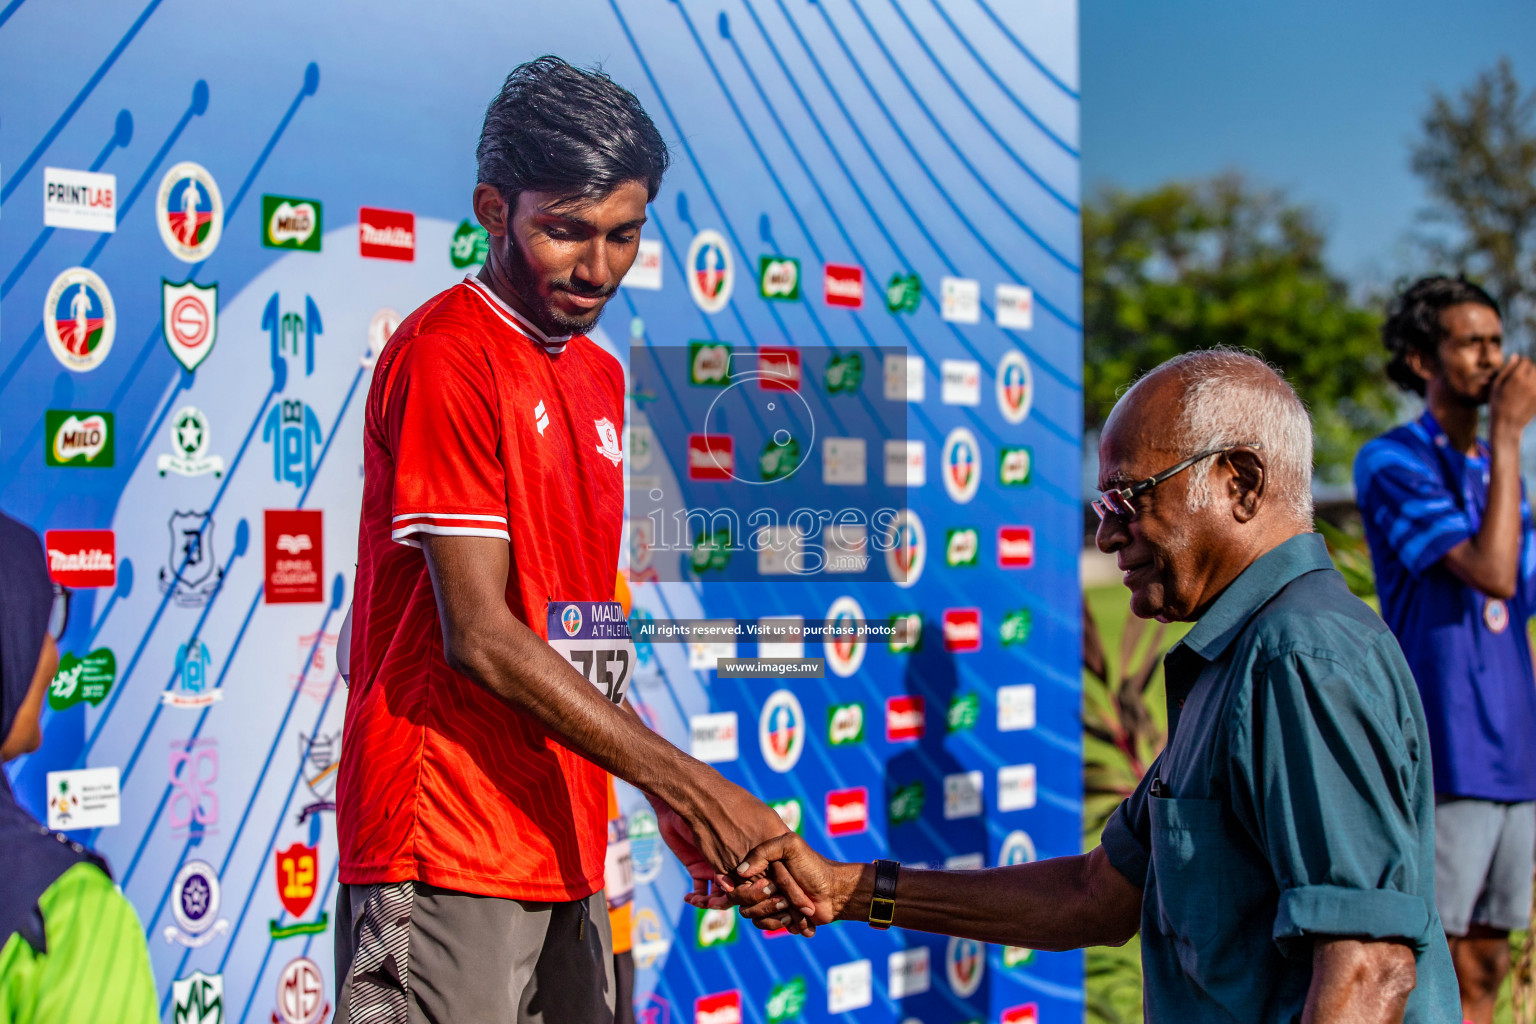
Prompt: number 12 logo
<box><xmin>274</xmin><ymin>842</ymin><xmax>318</xmax><ymax>918</ymax></box>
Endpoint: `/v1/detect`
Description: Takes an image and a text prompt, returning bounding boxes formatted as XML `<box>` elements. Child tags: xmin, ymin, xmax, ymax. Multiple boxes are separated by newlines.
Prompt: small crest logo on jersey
<box><xmin>996</xmin><ymin>283</ymin><xmax>1035</xmax><ymax>330</ymax></box>
<box><xmin>688</xmin><ymin>340</ymin><xmax>732</xmax><ymax>386</ymax></box>
<box><xmin>828</xmin><ymin>702</ymin><xmax>865</xmax><ymax>746</ymax></box>
<box><xmin>946</xmin><ymin>935</ymin><xmax>985</xmax><ymax>997</ymax></box>
<box><xmin>262</xmin><ymin>194</ymin><xmax>322</xmax><ymax>251</ymax></box>
<box><xmin>45</xmin><ymin>529</ymin><xmax>115</xmax><ymax>587</ymax></box>
<box><xmin>594</xmin><ymin>417</ymin><xmax>624</xmax><ymax>465</ymax></box>
<box><xmin>157</xmin><ymin>161</ymin><xmax>223</xmax><ymax>261</ymax></box>
<box><xmin>1001</xmin><ymin>1004</ymin><xmax>1040</xmax><ymax>1024</ymax></box>
<box><xmin>999</xmin><ymin>526</ymin><xmax>1035</xmax><ymax>568</ymax></box>
<box><xmin>159</xmin><ymin>511</ymin><xmax>222</xmax><ymax>605</ymax></box>
<box><xmin>758</xmin><ymin>255</ymin><xmax>801</xmax><ymax>300</ymax></box>
<box><xmin>944</xmin><ymin>608</ymin><xmax>982</xmax><ymax>652</ymax></box>
<box><xmin>162</xmin><ymin>279</ymin><xmax>219</xmax><ymax>372</ymax></box>
<box><xmin>44</xmin><ymin>166</ymin><xmax>116</xmax><ymax>231</ymax></box>
<box><xmin>44</xmin><ymin>267</ymin><xmax>115</xmax><ymax>372</ymax></box>
<box><xmin>622</xmin><ymin>238</ymin><xmax>663</xmax><ymax>290</ymax></box>
<box><xmin>999</xmin><ymin>829</ymin><xmax>1038</xmax><ymax>866</ymax></box>
<box><xmin>164</xmin><ymin>860</ymin><xmax>231</xmax><ymax>947</ymax></box>
<box><xmin>884</xmin><ymin>509</ymin><xmax>927</xmax><ymax>589</ymax></box>
<box><xmin>886</xmin><ymin>695</ymin><xmax>925</xmax><ymax>741</ymax></box>
<box><xmin>885</xmin><ymin>271</ymin><xmax>922</xmax><ymax>313</ymax></box>
<box><xmin>265</xmin><ymin>509</ymin><xmax>324</xmax><ymax>604</ymax></box>
<box><xmin>359</xmin><ymin>206</ymin><xmax>415</xmax><ymax>260</ymax></box>
<box><xmin>561</xmin><ymin>603</ymin><xmax>584</xmax><ymax>638</ymax></box>
<box><xmin>171</xmin><ymin>970</ymin><xmax>225</xmax><ymax>1024</ymax></box>
<box><xmin>164</xmin><ymin>639</ymin><xmax>220</xmax><ymax>707</ymax></box>
<box><xmin>759</xmin><ymin>689</ymin><xmax>805</xmax><ymax>772</ymax></box>
<box><xmin>159</xmin><ymin>406</ymin><xmax>225</xmax><ymax>478</ymax></box>
<box><xmin>942</xmin><ymin>427</ymin><xmax>982</xmax><ymax>503</ymax></box>
<box><xmin>946</xmin><ymin>527</ymin><xmax>979</xmax><ymax>568</ymax></box>
<box><xmin>997</xmin><ymin>350</ymin><xmax>1034</xmax><ymax>423</ymax></box>
<box><xmin>687</xmin><ymin>230</ymin><xmax>734</xmax><ymax>313</ymax></box>
<box><xmin>825</xmin><ymin>786</ymin><xmax>869</xmax><ymax>836</ymax></box>
<box><xmin>688</xmin><ymin>434</ymin><xmax>735</xmax><ymax>480</ymax></box>
<box><xmin>999</xmin><ymin>445</ymin><xmax>1033</xmax><ymax>486</ymax></box>
<box><xmin>274</xmin><ymin>957</ymin><xmax>329</xmax><ymax>1024</ymax></box>
<box><xmin>695</xmin><ymin>990</ymin><xmax>741</xmax><ymax>1024</ymax></box>
<box><xmin>824</xmin><ymin>595</ymin><xmax>867</xmax><ymax>677</ymax></box>
<box><xmin>824</xmin><ymin>263</ymin><xmax>864</xmax><ymax>308</ymax></box>
<box><xmin>448</xmin><ymin>218</ymin><xmax>488</xmax><ymax>268</ymax></box>
<box><xmin>940</xmin><ymin>276</ymin><xmax>981</xmax><ymax>323</ymax></box>
<box><xmin>1486</xmin><ymin>597</ymin><xmax>1510</xmax><ymax>633</ymax></box>
<box><xmin>45</xmin><ymin>410</ymin><xmax>113</xmax><ymax>467</ymax></box>
<box><xmin>758</xmin><ymin>346</ymin><xmax>801</xmax><ymax>391</ymax></box>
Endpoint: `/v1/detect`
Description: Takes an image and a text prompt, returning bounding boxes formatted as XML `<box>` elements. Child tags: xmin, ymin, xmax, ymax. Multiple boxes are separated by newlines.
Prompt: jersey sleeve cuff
<box><xmin>391</xmin><ymin>512</ymin><xmax>510</xmax><ymax>548</ymax></box>
<box><xmin>1402</xmin><ymin>525</ymin><xmax>1471</xmax><ymax>577</ymax></box>
<box><xmin>1273</xmin><ymin>885</ymin><xmax>1432</xmax><ymax>956</ymax></box>
<box><xmin>1101</xmin><ymin>802</ymin><xmax>1150</xmax><ymax>889</ymax></box>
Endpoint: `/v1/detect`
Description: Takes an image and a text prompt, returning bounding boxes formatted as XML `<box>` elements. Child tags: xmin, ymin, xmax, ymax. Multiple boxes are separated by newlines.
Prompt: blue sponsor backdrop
<box><xmin>0</xmin><ymin>1</ymin><xmax>1081</xmax><ymax>1021</ymax></box>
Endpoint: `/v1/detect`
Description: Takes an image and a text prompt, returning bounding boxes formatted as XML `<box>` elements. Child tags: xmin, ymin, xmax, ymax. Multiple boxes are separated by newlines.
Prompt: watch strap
<box><xmin>868</xmin><ymin>859</ymin><xmax>900</xmax><ymax>929</ymax></box>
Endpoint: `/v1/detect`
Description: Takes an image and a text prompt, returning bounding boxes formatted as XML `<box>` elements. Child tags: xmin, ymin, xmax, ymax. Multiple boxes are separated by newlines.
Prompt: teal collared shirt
<box><xmin>1101</xmin><ymin>533</ymin><xmax>1458</xmax><ymax>1022</ymax></box>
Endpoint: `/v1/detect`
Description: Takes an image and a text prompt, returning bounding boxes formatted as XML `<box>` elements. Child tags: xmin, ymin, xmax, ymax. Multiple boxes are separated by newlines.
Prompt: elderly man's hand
<box><xmin>711</xmin><ymin>832</ymin><xmax>856</xmax><ymax>934</ymax></box>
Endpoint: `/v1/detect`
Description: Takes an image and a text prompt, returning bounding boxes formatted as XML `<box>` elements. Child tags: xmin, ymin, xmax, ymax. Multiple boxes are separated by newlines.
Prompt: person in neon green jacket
<box><xmin>0</xmin><ymin>511</ymin><xmax>157</xmax><ymax>1023</ymax></box>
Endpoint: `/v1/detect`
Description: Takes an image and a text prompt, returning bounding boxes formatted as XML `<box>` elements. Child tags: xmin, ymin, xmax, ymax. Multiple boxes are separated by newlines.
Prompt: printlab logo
<box><xmin>171</xmin><ymin>970</ymin><xmax>224</xmax><ymax>1024</ymax></box>
<box><xmin>156</xmin><ymin>161</ymin><xmax>223</xmax><ymax>261</ymax></box>
<box><xmin>162</xmin><ymin>279</ymin><xmax>218</xmax><ymax>372</ymax></box>
<box><xmin>262</xmin><ymin>194</ymin><xmax>322</xmax><ymax>251</ymax></box>
<box><xmin>159</xmin><ymin>510</ymin><xmax>223</xmax><ymax>606</ymax></box>
<box><xmin>359</xmin><ymin>205</ymin><xmax>415</xmax><ymax>260</ymax></box>
<box><xmin>274</xmin><ymin>956</ymin><xmax>329</xmax><ymax>1024</ymax></box>
<box><xmin>164</xmin><ymin>859</ymin><xmax>230</xmax><ymax>947</ymax></box>
<box><xmin>158</xmin><ymin>406</ymin><xmax>224</xmax><ymax>478</ymax></box>
<box><xmin>263</xmin><ymin>293</ymin><xmax>324</xmax><ymax>377</ymax></box>
<box><xmin>44</xmin><ymin>166</ymin><xmax>117</xmax><ymax>232</ymax></box>
<box><xmin>44</xmin><ymin>266</ymin><xmax>115</xmax><ymax>372</ymax></box>
<box><xmin>450</xmin><ymin>219</ymin><xmax>489</xmax><ymax>268</ymax></box>
<box><xmin>45</xmin><ymin>410</ymin><xmax>113</xmax><ymax>467</ymax></box>
<box><xmin>297</xmin><ymin>730</ymin><xmax>339</xmax><ymax>824</ymax></box>
<box><xmin>263</xmin><ymin>400</ymin><xmax>323</xmax><ymax>489</ymax></box>
<box><xmin>623</xmin><ymin>238</ymin><xmax>663</xmax><ymax>291</ymax></box>
<box><xmin>168</xmin><ymin>738</ymin><xmax>219</xmax><ymax>837</ymax></box>
<box><xmin>164</xmin><ymin>639</ymin><xmax>220</xmax><ymax>707</ymax></box>
<box><xmin>758</xmin><ymin>255</ymin><xmax>801</xmax><ymax>300</ymax></box>
<box><xmin>686</xmin><ymin>230</ymin><xmax>734</xmax><ymax>313</ymax></box>
<box><xmin>270</xmin><ymin>842</ymin><xmax>328</xmax><ymax>938</ymax></box>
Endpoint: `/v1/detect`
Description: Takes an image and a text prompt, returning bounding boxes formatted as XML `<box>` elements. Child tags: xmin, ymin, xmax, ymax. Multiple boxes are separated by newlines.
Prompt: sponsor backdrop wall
<box><xmin>0</xmin><ymin>2</ymin><xmax>1081</xmax><ymax>1022</ymax></box>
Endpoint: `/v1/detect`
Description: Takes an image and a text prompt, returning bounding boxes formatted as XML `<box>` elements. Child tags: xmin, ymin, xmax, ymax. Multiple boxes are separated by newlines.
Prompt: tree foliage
<box><xmin>1083</xmin><ymin>174</ymin><xmax>1393</xmax><ymax>483</ymax></box>
<box><xmin>1412</xmin><ymin>58</ymin><xmax>1536</xmax><ymax>346</ymax></box>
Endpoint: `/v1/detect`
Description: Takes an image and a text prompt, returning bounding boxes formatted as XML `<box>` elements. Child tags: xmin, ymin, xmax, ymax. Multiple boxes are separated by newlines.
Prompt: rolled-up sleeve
<box><xmin>1354</xmin><ymin>443</ymin><xmax>1471</xmax><ymax>577</ymax></box>
<box><xmin>1228</xmin><ymin>643</ymin><xmax>1434</xmax><ymax>957</ymax></box>
<box><xmin>1100</xmin><ymin>756</ymin><xmax>1158</xmax><ymax>890</ymax></box>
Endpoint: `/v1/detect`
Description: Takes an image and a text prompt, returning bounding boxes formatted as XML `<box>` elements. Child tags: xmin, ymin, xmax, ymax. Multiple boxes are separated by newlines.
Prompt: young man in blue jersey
<box><xmin>1355</xmin><ymin>276</ymin><xmax>1536</xmax><ymax>1024</ymax></box>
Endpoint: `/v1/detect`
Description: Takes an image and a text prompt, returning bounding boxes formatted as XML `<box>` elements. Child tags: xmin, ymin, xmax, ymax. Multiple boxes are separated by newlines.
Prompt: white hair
<box><xmin>1128</xmin><ymin>349</ymin><xmax>1315</xmax><ymax>525</ymax></box>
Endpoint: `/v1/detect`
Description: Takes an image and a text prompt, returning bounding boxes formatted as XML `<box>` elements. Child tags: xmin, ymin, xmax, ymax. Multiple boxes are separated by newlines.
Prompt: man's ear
<box><xmin>472</xmin><ymin>183</ymin><xmax>510</xmax><ymax>237</ymax></box>
<box><xmin>1226</xmin><ymin>449</ymin><xmax>1265</xmax><ymax>523</ymax></box>
<box><xmin>1404</xmin><ymin>347</ymin><xmax>1438</xmax><ymax>387</ymax></box>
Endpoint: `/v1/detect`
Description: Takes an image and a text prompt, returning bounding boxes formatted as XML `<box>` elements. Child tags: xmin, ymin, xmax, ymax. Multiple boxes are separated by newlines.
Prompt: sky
<box><xmin>1080</xmin><ymin>0</ymin><xmax>1536</xmax><ymax>286</ymax></box>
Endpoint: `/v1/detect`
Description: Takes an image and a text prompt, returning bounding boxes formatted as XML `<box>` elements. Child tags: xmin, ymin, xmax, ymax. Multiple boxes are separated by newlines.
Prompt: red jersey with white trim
<box><xmin>340</xmin><ymin>275</ymin><xmax>626</xmax><ymax>901</ymax></box>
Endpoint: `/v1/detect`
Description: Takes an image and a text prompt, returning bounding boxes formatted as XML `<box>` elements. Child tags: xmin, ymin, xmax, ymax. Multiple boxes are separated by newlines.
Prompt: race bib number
<box><xmin>547</xmin><ymin>600</ymin><xmax>634</xmax><ymax>705</ymax></box>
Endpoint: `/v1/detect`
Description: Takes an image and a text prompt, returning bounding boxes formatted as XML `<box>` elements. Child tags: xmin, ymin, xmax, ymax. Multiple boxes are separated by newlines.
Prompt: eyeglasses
<box><xmin>49</xmin><ymin>583</ymin><xmax>71</xmax><ymax>641</ymax></box>
<box><xmin>1093</xmin><ymin>443</ymin><xmax>1263</xmax><ymax>522</ymax></box>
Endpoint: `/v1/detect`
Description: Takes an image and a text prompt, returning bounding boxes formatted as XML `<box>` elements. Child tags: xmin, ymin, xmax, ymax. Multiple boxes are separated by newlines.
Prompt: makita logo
<box><xmin>45</xmin><ymin>530</ymin><xmax>117</xmax><ymax>588</ymax></box>
<box><xmin>276</xmin><ymin>533</ymin><xmax>313</xmax><ymax>555</ymax></box>
<box><xmin>825</xmin><ymin>787</ymin><xmax>869</xmax><ymax>835</ymax></box>
<box><xmin>48</xmin><ymin>548</ymin><xmax>114</xmax><ymax>572</ymax></box>
<box><xmin>998</xmin><ymin>527</ymin><xmax>1035</xmax><ymax>567</ymax></box>
<box><xmin>886</xmin><ymin>696</ymin><xmax>925</xmax><ymax>741</ymax></box>
<box><xmin>695</xmin><ymin>991</ymin><xmax>741</xmax><ymax>1024</ymax></box>
<box><xmin>358</xmin><ymin>206</ymin><xmax>415</xmax><ymax>260</ymax></box>
<box><xmin>688</xmin><ymin>434</ymin><xmax>734</xmax><ymax>480</ymax></box>
<box><xmin>824</xmin><ymin>264</ymin><xmax>863</xmax><ymax>308</ymax></box>
<box><xmin>943</xmin><ymin>608</ymin><xmax>982</xmax><ymax>652</ymax></box>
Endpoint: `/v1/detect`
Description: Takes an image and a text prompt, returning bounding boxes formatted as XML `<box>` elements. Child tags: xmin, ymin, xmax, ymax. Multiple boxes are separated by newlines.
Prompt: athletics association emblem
<box><xmin>561</xmin><ymin>603</ymin><xmax>584</xmax><ymax>638</ymax></box>
<box><xmin>157</xmin><ymin>161</ymin><xmax>223</xmax><ymax>262</ymax></box>
<box><xmin>686</xmin><ymin>229</ymin><xmax>733</xmax><ymax>314</ymax></box>
<box><xmin>164</xmin><ymin>859</ymin><xmax>231</xmax><ymax>947</ymax></box>
<box><xmin>946</xmin><ymin>935</ymin><xmax>985</xmax><ymax>998</ymax></box>
<box><xmin>884</xmin><ymin>509</ymin><xmax>926</xmax><ymax>588</ymax></box>
<box><xmin>824</xmin><ymin>596</ymin><xmax>867</xmax><ymax>678</ymax></box>
<box><xmin>942</xmin><ymin>427</ymin><xmax>982</xmax><ymax>504</ymax></box>
<box><xmin>162</xmin><ymin>279</ymin><xmax>219</xmax><ymax>371</ymax></box>
<box><xmin>594</xmin><ymin>417</ymin><xmax>624</xmax><ymax>466</ymax></box>
<box><xmin>997</xmin><ymin>350</ymin><xmax>1033</xmax><ymax>424</ymax></box>
<box><xmin>758</xmin><ymin>690</ymin><xmax>805</xmax><ymax>773</ymax></box>
<box><xmin>44</xmin><ymin>267</ymin><xmax>115</xmax><ymax>372</ymax></box>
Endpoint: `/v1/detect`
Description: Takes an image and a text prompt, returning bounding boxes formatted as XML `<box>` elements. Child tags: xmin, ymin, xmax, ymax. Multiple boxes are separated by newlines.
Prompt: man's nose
<box><xmin>575</xmin><ymin>242</ymin><xmax>611</xmax><ymax>288</ymax></box>
<box><xmin>1096</xmin><ymin>513</ymin><xmax>1129</xmax><ymax>553</ymax></box>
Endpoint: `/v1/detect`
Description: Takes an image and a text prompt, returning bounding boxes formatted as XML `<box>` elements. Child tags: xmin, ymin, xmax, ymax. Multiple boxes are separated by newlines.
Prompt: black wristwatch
<box><xmin>868</xmin><ymin>858</ymin><xmax>900</xmax><ymax>929</ymax></box>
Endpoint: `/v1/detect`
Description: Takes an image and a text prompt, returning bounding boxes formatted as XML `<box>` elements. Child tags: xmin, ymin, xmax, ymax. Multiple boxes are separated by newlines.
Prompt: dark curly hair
<box><xmin>476</xmin><ymin>56</ymin><xmax>670</xmax><ymax>209</ymax></box>
<box><xmin>1383</xmin><ymin>275</ymin><xmax>1501</xmax><ymax>395</ymax></box>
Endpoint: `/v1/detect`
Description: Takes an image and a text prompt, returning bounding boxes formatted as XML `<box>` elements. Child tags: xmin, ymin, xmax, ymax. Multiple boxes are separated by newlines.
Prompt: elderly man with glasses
<box><xmin>721</xmin><ymin>350</ymin><xmax>1459</xmax><ymax>1024</ymax></box>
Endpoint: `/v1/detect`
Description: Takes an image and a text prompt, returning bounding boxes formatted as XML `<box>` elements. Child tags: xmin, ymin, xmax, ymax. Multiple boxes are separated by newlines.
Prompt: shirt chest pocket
<box><xmin>1149</xmin><ymin>795</ymin><xmax>1225</xmax><ymax>950</ymax></box>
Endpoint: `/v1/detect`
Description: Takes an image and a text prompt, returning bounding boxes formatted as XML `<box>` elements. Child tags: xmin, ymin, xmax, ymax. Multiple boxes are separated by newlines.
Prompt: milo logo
<box><xmin>46</xmin><ymin>411</ymin><xmax>113</xmax><ymax>467</ymax></box>
<box><xmin>828</xmin><ymin>702</ymin><xmax>865</xmax><ymax>746</ymax></box>
<box><xmin>758</xmin><ymin>256</ymin><xmax>801</xmax><ymax>300</ymax></box>
<box><xmin>769</xmin><ymin>797</ymin><xmax>803</xmax><ymax>833</ymax></box>
<box><xmin>1000</xmin><ymin>446</ymin><xmax>1032</xmax><ymax>486</ymax></box>
<box><xmin>689</xmin><ymin>341</ymin><xmax>732</xmax><ymax>386</ymax></box>
<box><xmin>946</xmin><ymin>528</ymin><xmax>978</xmax><ymax>567</ymax></box>
<box><xmin>696</xmin><ymin>907</ymin><xmax>738</xmax><ymax>948</ymax></box>
<box><xmin>261</xmin><ymin>194</ymin><xmax>322</xmax><ymax>251</ymax></box>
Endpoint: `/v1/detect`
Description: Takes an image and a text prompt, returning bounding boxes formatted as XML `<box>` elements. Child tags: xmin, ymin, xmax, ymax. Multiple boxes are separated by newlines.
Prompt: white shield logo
<box><xmin>162</xmin><ymin>279</ymin><xmax>219</xmax><ymax>371</ymax></box>
<box><xmin>594</xmin><ymin>417</ymin><xmax>623</xmax><ymax>466</ymax></box>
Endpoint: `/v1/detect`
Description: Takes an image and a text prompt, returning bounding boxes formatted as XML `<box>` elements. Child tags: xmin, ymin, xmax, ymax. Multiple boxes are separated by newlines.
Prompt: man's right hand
<box><xmin>1489</xmin><ymin>354</ymin><xmax>1536</xmax><ymax>441</ymax></box>
<box><xmin>669</xmin><ymin>767</ymin><xmax>795</xmax><ymax>882</ymax></box>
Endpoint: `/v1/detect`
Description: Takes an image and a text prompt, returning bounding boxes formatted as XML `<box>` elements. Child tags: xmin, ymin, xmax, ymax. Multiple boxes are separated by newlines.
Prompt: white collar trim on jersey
<box><xmin>463</xmin><ymin>274</ymin><xmax>573</xmax><ymax>355</ymax></box>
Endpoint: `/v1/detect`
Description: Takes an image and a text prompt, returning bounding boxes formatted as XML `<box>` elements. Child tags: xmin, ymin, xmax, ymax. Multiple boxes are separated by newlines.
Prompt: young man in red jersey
<box><xmin>334</xmin><ymin>57</ymin><xmax>795</xmax><ymax>1023</ymax></box>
